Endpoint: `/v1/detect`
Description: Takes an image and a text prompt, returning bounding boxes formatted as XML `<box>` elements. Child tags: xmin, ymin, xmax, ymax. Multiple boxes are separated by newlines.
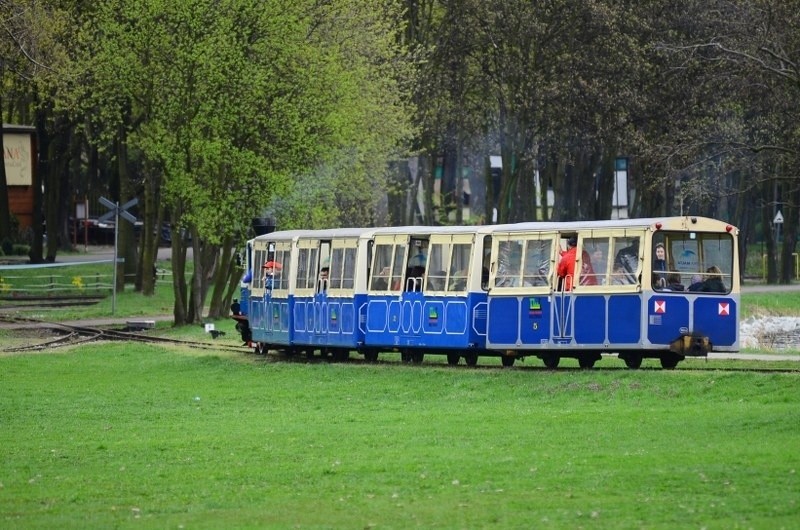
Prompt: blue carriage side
<box><xmin>290</xmin><ymin>229</ymin><xmax>374</xmax><ymax>360</ymax></box>
<box><xmin>247</xmin><ymin>231</ymin><xmax>300</xmax><ymax>354</ymax></box>
<box><xmin>363</xmin><ymin>227</ymin><xmax>491</xmax><ymax>364</ymax></box>
<box><xmin>484</xmin><ymin>217</ymin><xmax>739</xmax><ymax>368</ymax></box>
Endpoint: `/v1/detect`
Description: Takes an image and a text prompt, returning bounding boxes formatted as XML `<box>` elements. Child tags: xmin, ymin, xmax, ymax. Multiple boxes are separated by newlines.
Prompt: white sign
<box><xmin>773</xmin><ymin>210</ymin><xmax>784</xmax><ymax>224</ymax></box>
<box><xmin>3</xmin><ymin>133</ymin><xmax>33</xmax><ymax>186</ymax></box>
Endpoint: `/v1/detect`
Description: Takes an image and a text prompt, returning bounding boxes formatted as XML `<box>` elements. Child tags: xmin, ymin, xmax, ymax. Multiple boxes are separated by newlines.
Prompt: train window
<box><xmin>296</xmin><ymin>248</ymin><xmax>312</xmax><ymax>289</ymax></box>
<box><xmin>583</xmin><ymin>237</ymin><xmax>610</xmax><ymax>285</ymax></box>
<box><xmin>328</xmin><ymin>248</ymin><xmax>342</xmax><ymax>289</ymax></box>
<box><xmin>610</xmin><ymin>236</ymin><xmax>641</xmax><ymax>285</ymax></box>
<box><xmin>522</xmin><ymin>239</ymin><xmax>551</xmax><ymax>286</ymax></box>
<box><xmin>495</xmin><ymin>240</ymin><xmax>522</xmax><ymax>287</ymax></box>
<box><xmin>253</xmin><ymin>248</ymin><xmax>267</xmax><ymax>289</ymax></box>
<box><xmin>341</xmin><ymin>248</ymin><xmax>356</xmax><ymax>289</ymax></box>
<box><xmin>392</xmin><ymin>243</ymin><xmax>408</xmax><ymax>291</ymax></box>
<box><xmin>426</xmin><ymin>243</ymin><xmax>448</xmax><ymax>291</ymax></box>
<box><xmin>370</xmin><ymin>244</ymin><xmax>393</xmax><ymax>291</ymax></box>
<box><xmin>274</xmin><ymin>249</ymin><xmax>290</xmax><ymax>291</ymax></box>
<box><xmin>447</xmin><ymin>243</ymin><xmax>471</xmax><ymax>292</ymax></box>
<box><xmin>481</xmin><ymin>236</ymin><xmax>492</xmax><ymax>289</ymax></box>
<box><xmin>663</xmin><ymin>232</ymin><xmax>733</xmax><ymax>293</ymax></box>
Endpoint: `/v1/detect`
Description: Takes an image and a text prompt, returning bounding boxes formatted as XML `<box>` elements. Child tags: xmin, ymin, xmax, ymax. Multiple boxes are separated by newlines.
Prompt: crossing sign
<box><xmin>99</xmin><ymin>196</ymin><xmax>139</xmax><ymax>315</ymax></box>
<box><xmin>773</xmin><ymin>210</ymin><xmax>784</xmax><ymax>224</ymax></box>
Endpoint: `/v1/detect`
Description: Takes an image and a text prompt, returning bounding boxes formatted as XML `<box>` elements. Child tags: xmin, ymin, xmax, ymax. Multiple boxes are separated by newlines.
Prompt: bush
<box><xmin>12</xmin><ymin>244</ymin><xmax>30</xmax><ymax>256</ymax></box>
<box><xmin>1</xmin><ymin>239</ymin><xmax>12</xmax><ymax>256</ymax></box>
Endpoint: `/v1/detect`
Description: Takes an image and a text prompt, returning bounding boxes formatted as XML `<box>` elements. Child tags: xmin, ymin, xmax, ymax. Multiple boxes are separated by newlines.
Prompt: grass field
<box><xmin>1</xmin><ymin>343</ymin><xmax>798</xmax><ymax>529</ymax></box>
<box><xmin>2</xmin><ymin>264</ymin><xmax>800</xmax><ymax>528</ymax></box>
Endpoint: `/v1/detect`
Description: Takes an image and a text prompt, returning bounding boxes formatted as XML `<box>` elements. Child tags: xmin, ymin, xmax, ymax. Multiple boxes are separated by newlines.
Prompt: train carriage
<box><xmin>363</xmin><ymin>225</ymin><xmax>494</xmax><ymax>364</ymax></box>
<box><xmin>247</xmin><ymin>230</ymin><xmax>304</xmax><ymax>352</ymax></box>
<box><xmin>484</xmin><ymin>216</ymin><xmax>739</xmax><ymax>368</ymax></box>
<box><xmin>291</xmin><ymin>228</ymin><xmax>375</xmax><ymax>360</ymax></box>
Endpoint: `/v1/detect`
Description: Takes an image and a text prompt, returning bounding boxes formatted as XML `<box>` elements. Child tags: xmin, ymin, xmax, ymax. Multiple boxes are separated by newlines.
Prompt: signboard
<box><xmin>3</xmin><ymin>133</ymin><xmax>33</xmax><ymax>186</ymax></box>
<box><xmin>773</xmin><ymin>210</ymin><xmax>784</xmax><ymax>224</ymax></box>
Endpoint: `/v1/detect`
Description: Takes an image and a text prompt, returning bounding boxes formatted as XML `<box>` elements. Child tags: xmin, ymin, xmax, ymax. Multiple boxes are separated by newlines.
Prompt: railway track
<box><xmin>2</xmin><ymin>315</ymin><xmax>798</xmax><ymax>373</ymax></box>
<box><xmin>0</xmin><ymin>315</ymin><xmax>250</xmax><ymax>354</ymax></box>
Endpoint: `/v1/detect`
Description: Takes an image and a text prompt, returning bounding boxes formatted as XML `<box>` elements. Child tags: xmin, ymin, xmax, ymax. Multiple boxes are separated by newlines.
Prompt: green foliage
<box><xmin>1</xmin><ymin>346</ymin><xmax>798</xmax><ymax>528</ymax></box>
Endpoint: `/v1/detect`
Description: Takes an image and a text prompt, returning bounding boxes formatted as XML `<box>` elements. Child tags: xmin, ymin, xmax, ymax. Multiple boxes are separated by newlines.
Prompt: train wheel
<box><xmin>363</xmin><ymin>350</ymin><xmax>379</xmax><ymax>363</ymax></box>
<box><xmin>543</xmin><ymin>355</ymin><xmax>559</xmax><ymax>369</ymax></box>
<box><xmin>623</xmin><ymin>355</ymin><xmax>642</xmax><ymax>369</ymax></box>
<box><xmin>446</xmin><ymin>354</ymin><xmax>460</xmax><ymax>366</ymax></box>
<box><xmin>578</xmin><ymin>356</ymin><xmax>596</xmax><ymax>369</ymax></box>
<box><xmin>401</xmin><ymin>351</ymin><xmax>412</xmax><ymax>363</ymax></box>
<box><xmin>332</xmin><ymin>350</ymin><xmax>350</xmax><ymax>362</ymax></box>
<box><xmin>464</xmin><ymin>353</ymin><xmax>478</xmax><ymax>366</ymax></box>
<box><xmin>411</xmin><ymin>352</ymin><xmax>424</xmax><ymax>364</ymax></box>
<box><xmin>305</xmin><ymin>348</ymin><xmax>315</xmax><ymax>359</ymax></box>
<box><xmin>501</xmin><ymin>356</ymin><xmax>515</xmax><ymax>367</ymax></box>
<box><xmin>660</xmin><ymin>354</ymin><xmax>680</xmax><ymax>369</ymax></box>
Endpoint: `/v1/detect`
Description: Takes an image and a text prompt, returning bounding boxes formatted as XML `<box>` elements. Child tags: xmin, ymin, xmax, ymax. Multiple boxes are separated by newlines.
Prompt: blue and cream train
<box><xmin>231</xmin><ymin>217</ymin><xmax>740</xmax><ymax>369</ymax></box>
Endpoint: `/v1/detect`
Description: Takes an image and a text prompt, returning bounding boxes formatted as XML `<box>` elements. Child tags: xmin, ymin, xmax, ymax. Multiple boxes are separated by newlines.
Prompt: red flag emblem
<box><xmin>654</xmin><ymin>300</ymin><xmax>666</xmax><ymax>314</ymax></box>
<box><xmin>718</xmin><ymin>302</ymin><xmax>730</xmax><ymax>316</ymax></box>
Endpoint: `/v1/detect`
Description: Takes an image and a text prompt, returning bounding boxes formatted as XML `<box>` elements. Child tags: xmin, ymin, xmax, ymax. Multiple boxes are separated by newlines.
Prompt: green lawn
<box><xmin>1</xmin><ymin>343</ymin><xmax>798</xmax><ymax>529</ymax></box>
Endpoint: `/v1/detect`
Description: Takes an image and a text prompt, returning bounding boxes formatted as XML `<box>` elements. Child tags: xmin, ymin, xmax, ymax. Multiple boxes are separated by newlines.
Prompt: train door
<box><xmin>365</xmin><ymin>233</ymin><xmax>430</xmax><ymax>346</ymax></box>
<box><xmin>261</xmin><ymin>240</ymin><xmax>292</xmax><ymax>342</ymax></box>
<box><xmin>553</xmin><ymin>231</ymin><xmax>644</xmax><ymax>347</ymax></box>
<box><xmin>365</xmin><ymin>234</ymin><xmax>409</xmax><ymax>343</ymax></box>
<box><xmin>294</xmin><ymin>239</ymin><xmax>322</xmax><ymax>344</ymax></box>
<box><xmin>486</xmin><ymin>231</ymin><xmax>556</xmax><ymax>348</ymax></box>
<box><xmin>422</xmin><ymin>233</ymin><xmax>474</xmax><ymax>347</ymax></box>
<box><xmin>249</xmin><ymin>239</ymin><xmax>271</xmax><ymax>338</ymax></box>
<box><xmin>324</xmin><ymin>238</ymin><xmax>359</xmax><ymax>346</ymax></box>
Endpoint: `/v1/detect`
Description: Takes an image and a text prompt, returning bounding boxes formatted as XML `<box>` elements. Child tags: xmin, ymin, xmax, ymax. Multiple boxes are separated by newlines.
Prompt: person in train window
<box><xmin>688</xmin><ymin>265</ymin><xmax>725</xmax><ymax>292</ymax></box>
<box><xmin>557</xmin><ymin>236</ymin><xmax>578</xmax><ymax>290</ymax></box>
<box><xmin>318</xmin><ymin>267</ymin><xmax>329</xmax><ymax>292</ymax></box>
<box><xmin>372</xmin><ymin>266</ymin><xmax>390</xmax><ymax>290</ymax></box>
<box><xmin>590</xmin><ymin>247</ymin><xmax>606</xmax><ymax>284</ymax></box>
<box><xmin>652</xmin><ymin>242</ymin><xmax>668</xmax><ymax>289</ymax></box>
<box><xmin>263</xmin><ymin>260</ymin><xmax>281</xmax><ymax>289</ymax></box>
<box><xmin>578</xmin><ymin>249</ymin><xmax>597</xmax><ymax>286</ymax></box>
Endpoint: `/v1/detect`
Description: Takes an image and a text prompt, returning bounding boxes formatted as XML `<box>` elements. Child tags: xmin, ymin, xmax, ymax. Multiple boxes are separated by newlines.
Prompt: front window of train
<box><xmin>652</xmin><ymin>232</ymin><xmax>734</xmax><ymax>293</ymax></box>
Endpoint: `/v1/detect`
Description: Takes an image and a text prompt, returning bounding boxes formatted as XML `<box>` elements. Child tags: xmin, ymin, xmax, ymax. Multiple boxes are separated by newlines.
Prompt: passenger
<box><xmin>557</xmin><ymin>236</ymin><xmax>578</xmax><ymax>290</ymax></box>
<box><xmin>653</xmin><ymin>243</ymin><xmax>668</xmax><ymax>288</ymax></box>
<box><xmin>318</xmin><ymin>266</ymin><xmax>329</xmax><ymax>292</ymax></box>
<box><xmin>590</xmin><ymin>247</ymin><xmax>606</xmax><ymax>284</ymax></box>
<box><xmin>579</xmin><ymin>249</ymin><xmax>597</xmax><ymax>286</ymax></box>
<box><xmin>704</xmin><ymin>266</ymin><xmax>725</xmax><ymax>292</ymax></box>
<box><xmin>666</xmin><ymin>273</ymin><xmax>685</xmax><ymax>291</ymax></box>
<box><xmin>263</xmin><ymin>260</ymin><xmax>282</xmax><ymax>289</ymax></box>
<box><xmin>689</xmin><ymin>266</ymin><xmax>725</xmax><ymax>292</ymax></box>
<box><xmin>372</xmin><ymin>266</ymin><xmax>390</xmax><ymax>290</ymax></box>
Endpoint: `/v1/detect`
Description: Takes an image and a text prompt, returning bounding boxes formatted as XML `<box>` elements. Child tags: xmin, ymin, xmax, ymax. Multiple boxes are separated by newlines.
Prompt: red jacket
<box><xmin>557</xmin><ymin>246</ymin><xmax>597</xmax><ymax>290</ymax></box>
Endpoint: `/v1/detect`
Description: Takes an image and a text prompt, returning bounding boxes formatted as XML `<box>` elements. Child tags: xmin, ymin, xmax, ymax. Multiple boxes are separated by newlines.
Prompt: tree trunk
<box><xmin>171</xmin><ymin>208</ymin><xmax>189</xmax><ymax>325</ymax></box>
<box><xmin>115</xmin><ymin>127</ymin><xmax>137</xmax><ymax>293</ymax></box>
<box><xmin>207</xmin><ymin>236</ymin><xmax>236</xmax><ymax>319</ymax></box>
<box><xmin>779</xmin><ymin>183</ymin><xmax>799</xmax><ymax>284</ymax></box>
<box><xmin>138</xmin><ymin>167</ymin><xmax>161</xmax><ymax>296</ymax></box>
<box><xmin>761</xmin><ymin>179</ymin><xmax>778</xmax><ymax>284</ymax></box>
